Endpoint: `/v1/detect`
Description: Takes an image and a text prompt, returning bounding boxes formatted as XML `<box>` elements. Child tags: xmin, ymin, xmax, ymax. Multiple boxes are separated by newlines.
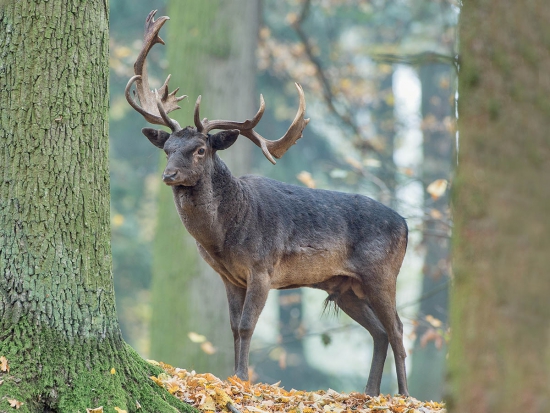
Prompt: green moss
<box><xmin>488</xmin><ymin>99</ymin><xmax>500</xmax><ymax>120</ymax></box>
<box><xmin>463</xmin><ymin>65</ymin><xmax>480</xmax><ymax>88</ymax></box>
<box><xmin>0</xmin><ymin>319</ymin><xmax>197</xmax><ymax>412</ymax></box>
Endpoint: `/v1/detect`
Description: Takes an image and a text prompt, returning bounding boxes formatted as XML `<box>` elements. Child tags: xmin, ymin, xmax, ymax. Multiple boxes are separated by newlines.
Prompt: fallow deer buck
<box><xmin>126</xmin><ymin>10</ymin><xmax>409</xmax><ymax>396</ymax></box>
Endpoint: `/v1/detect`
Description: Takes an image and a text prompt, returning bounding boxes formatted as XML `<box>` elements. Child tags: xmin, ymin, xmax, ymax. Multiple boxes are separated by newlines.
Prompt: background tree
<box><xmin>448</xmin><ymin>1</ymin><xmax>550</xmax><ymax>412</ymax></box>
<box><xmin>0</xmin><ymin>2</ymin><xmax>193</xmax><ymax>411</ymax></box>
<box><xmin>149</xmin><ymin>0</ymin><xmax>261</xmax><ymax>378</ymax></box>
<box><xmin>109</xmin><ymin>0</ymin><xmax>171</xmax><ymax>358</ymax></box>
<box><xmin>408</xmin><ymin>62</ymin><xmax>453</xmax><ymax>401</ymax></box>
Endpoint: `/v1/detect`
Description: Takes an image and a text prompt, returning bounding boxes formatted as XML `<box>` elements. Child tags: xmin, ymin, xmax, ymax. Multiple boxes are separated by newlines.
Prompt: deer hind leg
<box><xmin>367</xmin><ymin>277</ymin><xmax>409</xmax><ymax>396</ymax></box>
<box><xmin>334</xmin><ymin>289</ymin><xmax>389</xmax><ymax>396</ymax></box>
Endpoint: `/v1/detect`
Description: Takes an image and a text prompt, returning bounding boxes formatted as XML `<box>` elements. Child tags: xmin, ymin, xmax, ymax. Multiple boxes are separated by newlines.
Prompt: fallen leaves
<box><xmin>149</xmin><ymin>361</ymin><xmax>446</xmax><ymax>413</ymax></box>
<box><xmin>1</xmin><ymin>357</ymin><xmax>22</xmax><ymax>409</ymax></box>
<box><xmin>0</xmin><ymin>356</ymin><xmax>9</xmax><ymax>373</ymax></box>
<box><xmin>7</xmin><ymin>398</ymin><xmax>23</xmax><ymax>409</ymax></box>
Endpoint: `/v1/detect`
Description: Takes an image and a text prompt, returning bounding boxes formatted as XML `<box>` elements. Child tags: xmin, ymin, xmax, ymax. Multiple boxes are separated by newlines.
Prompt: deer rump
<box><xmin>194</xmin><ymin>175</ymin><xmax>408</xmax><ymax>298</ymax></box>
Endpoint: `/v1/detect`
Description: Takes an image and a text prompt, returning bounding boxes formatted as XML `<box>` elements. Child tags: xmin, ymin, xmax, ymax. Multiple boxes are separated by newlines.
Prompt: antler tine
<box><xmin>194</xmin><ymin>96</ymin><xmax>205</xmax><ymax>133</ymax></box>
<box><xmin>125</xmin><ymin>10</ymin><xmax>185</xmax><ymax>131</ymax></box>
<box><xmin>194</xmin><ymin>94</ymin><xmax>265</xmax><ymax>132</ymax></box>
<box><xmin>266</xmin><ymin>83</ymin><xmax>310</xmax><ymax>159</ymax></box>
<box><xmin>193</xmin><ymin>83</ymin><xmax>308</xmax><ymax>164</ymax></box>
<box><xmin>155</xmin><ymin>89</ymin><xmax>181</xmax><ymax>131</ymax></box>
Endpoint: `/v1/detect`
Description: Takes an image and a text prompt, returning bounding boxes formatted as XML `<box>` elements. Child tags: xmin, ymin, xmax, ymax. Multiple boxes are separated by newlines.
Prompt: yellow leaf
<box><xmin>286</xmin><ymin>12</ymin><xmax>298</xmax><ymax>25</ymax></box>
<box><xmin>426</xmin><ymin>179</ymin><xmax>448</xmax><ymax>200</ymax></box>
<box><xmin>112</xmin><ymin>214</ymin><xmax>125</xmax><ymax>228</ymax></box>
<box><xmin>167</xmin><ymin>384</ymin><xmax>179</xmax><ymax>394</ymax></box>
<box><xmin>344</xmin><ymin>156</ymin><xmax>363</xmax><ymax>172</ymax></box>
<box><xmin>86</xmin><ymin>407</ymin><xmax>103</xmax><ymax>413</ymax></box>
<box><xmin>425</xmin><ymin>315</ymin><xmax>442</xmax><ymax>328</ymax></box>
<box><xmin>259</xmin><ymin>27</ymin><xmax>271</xmax><ymax>40</ymax></box>
<box><xmin>0</xmin><ymin>356</ymin><xmax>9</xmax><ymax>372</ymax></box>
<box><xmin>297</xmin><ymin>171</ymin><xmax>316</xmax><ymax>188</ymax></box>
<box><xmin>199</xmin><ymin>395</ymin><xmax>217</xmax><ymax>411</ymax></box>
<box><xmin>188</xmin><ymin>332</ymin><xmax>207</xmax><ymax>343</ymax></box>
<box><xmin>246</xmin><ymin>406</ymin><xmax>270</xmax><ymax>413</ymax></box>
<box><xmin>114</xmin><ymin>46</ymin><xmax>132</xmax><ymax>59</ymax></box>
<box><xmin>114</xmin><ymin>408</ymin><xmax>127</xmax><ymax>413</ymax></box>
<box><xmin>110</xmin><ymin>367</ymin><xmax>116</xmax><ymax>374</ymax></box>
<box><xmin>200</xmin><ymin>341</ymin><xmax>217</xmax><ymax>355</ymax></box>
<box><xmin>150</xmin><ymin>375</ymin><xmax>164</xmax><ymax>387</ymax></box>
<box><xmin>8</xmin><ymin>398</ymin><xmax>23</xmax><ymax>409</ymax></box>
<box><xmin>429</xmin><ymin>209</ymin><xmax>443</xmax><ymax>220</ymax></box>
<box><xmin>365</xmin><ymin>158</ymin><xmax>382</xmax><ymax>168</ymax></box>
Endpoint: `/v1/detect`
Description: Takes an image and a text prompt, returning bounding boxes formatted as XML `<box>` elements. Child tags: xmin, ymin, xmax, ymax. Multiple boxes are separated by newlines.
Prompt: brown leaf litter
<box><xmin>149</xmin><ymin>361</ymin><xmax>446</xmax><ymax>413</ymax></box>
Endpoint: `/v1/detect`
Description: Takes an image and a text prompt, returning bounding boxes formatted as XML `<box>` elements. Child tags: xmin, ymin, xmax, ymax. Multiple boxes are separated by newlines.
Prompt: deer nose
<box><xmin>162</xmin><ymin>170</ymin><xmax>178</xmax><ymax>182</ymax></box>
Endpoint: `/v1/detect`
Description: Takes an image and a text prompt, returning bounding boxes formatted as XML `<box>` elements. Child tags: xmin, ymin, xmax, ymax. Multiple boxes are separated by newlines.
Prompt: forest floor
<box><xmin>150</xmin><ymin>361</ymin><xmax>446</xmax><ymax>413</ymax></box>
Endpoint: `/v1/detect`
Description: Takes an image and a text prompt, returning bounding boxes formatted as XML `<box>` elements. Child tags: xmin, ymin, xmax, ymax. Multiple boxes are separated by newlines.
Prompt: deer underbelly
<box><xmin>270</xmin><ymin>247</ymin><xmax>354</xmax><ymax>289</ymax></box>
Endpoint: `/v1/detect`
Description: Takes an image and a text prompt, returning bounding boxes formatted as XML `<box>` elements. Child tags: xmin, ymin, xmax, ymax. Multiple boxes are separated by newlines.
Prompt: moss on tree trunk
<box><xmin>0</xmin><ymin>2</ymin><xmax>195</xmax><ymax>411</ymax></box>
<box><xmin>448</xmin><ymin>1</ymin><xmax>550</xmax><ymax>412</ymax></box>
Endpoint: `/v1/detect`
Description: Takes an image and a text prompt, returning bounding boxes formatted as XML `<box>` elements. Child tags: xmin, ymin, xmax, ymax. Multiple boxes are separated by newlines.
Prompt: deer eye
<box><xmin>197</xmin><ymin>148</ymin><xmax>205</xmax><ymax>155</ymax></box>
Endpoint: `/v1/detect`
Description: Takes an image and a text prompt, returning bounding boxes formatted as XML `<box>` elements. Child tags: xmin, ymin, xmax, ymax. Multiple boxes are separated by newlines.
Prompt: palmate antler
<box><xmin>126</xmin><ymin>10</ymin><xmax>311</xmax><ymax>164</ymax></box>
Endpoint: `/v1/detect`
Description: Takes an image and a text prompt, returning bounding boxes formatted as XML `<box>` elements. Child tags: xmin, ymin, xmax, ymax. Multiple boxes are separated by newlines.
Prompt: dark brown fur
<box><xmin>141</xmin><ymin>126</ymin><xmax>409</xmax><ymax>396</ymax></box>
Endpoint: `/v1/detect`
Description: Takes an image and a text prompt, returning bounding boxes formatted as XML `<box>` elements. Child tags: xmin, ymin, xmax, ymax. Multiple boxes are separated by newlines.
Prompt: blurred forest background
<box><xmin>108</xmin><ymin>0</ymin><xmax>458</xmax><ymax>401</ymax></box>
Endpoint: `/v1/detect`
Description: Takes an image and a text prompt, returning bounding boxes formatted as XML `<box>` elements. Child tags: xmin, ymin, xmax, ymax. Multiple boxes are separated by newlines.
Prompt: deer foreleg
<box><xmin>223</xmin><ymin>280</ymin><xmax>247</xmax><ymax>373</ymax></box>
<box><xmin>234</xmin><ymin>274</ymin><xmax>270</xmax><ymax>381</ymax></box>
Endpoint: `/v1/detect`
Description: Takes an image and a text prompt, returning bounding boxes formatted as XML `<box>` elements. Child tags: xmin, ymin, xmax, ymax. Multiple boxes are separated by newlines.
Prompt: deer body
<box><xmin>127</xmin><ymin>11</ymin><xmax>410</xmax><ymax>396</ymax></box>
<box><xmin>171</xmin><ymin>155</ymin><xmax>407</xmax><ymax>294</ymax></box>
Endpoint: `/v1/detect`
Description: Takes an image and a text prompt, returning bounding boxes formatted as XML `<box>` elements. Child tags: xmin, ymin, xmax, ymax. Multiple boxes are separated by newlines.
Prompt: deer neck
<box><xmin>170</xmin><ymin>155</ymin><xmax>244</xmax><ymax>250</ymax></box>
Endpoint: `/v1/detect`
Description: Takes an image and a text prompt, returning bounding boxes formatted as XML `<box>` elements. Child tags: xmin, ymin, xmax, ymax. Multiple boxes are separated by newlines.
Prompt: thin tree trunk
<box><xmin>0</xmin><ymin>2</ymin><xmax>193</xmax><ymax>412</ymax></box>
<box><xmin>409</xmin><ymin>63</ymin><xmax>453</xmax><ymax>401</ymax></box>
<box><xmin>448</xmin><ymin>1</ymin><xmax>550</xmax><ymax>412</ymax></box>
<box><xmin>150</xmin><ymin>0</ymin><xmax>260</xmax><ymax>377</ymax></box>
<box><xmin>373</xmin><ymin>70</ymin><xmax>397</xmax><ymax>209</ymax></box>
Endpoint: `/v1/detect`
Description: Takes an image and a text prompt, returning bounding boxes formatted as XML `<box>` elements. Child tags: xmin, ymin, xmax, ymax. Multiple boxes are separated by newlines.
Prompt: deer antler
<box><xmin>194</xmin><ymin>83</ymin><xmax>310</xmax><ymax>164</ymax></box>
<box><xmin>125</xmin><ymin>10</ymin><xmax>186</xmax><ymax>132</ymax></box>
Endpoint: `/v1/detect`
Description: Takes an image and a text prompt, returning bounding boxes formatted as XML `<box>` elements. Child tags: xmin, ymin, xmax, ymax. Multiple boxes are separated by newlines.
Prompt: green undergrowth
<box><xmin>0</xmin><ymin>319</ymin><xmax>197</xmax><ymax>413</ymax></box>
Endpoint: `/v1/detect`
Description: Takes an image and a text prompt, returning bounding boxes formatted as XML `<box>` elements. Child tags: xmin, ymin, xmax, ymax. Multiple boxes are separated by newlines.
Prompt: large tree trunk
<box><xmin>0</xmin><ymin>2</ymin><xmax>193</xmax><ymax>412</ymax></box>
<box><xmin>150</xmin><ymin>0</ymin><xmax>260</xmax><ymax>377</ymax></box>
<box><xmin>448</xmin><ymin>1</ymin><xmax>550</xmax><ymax>412</ymax></box>
<box><xmin>408</xmin><ymin>63</ymin><xmax>453</xmax><ymax>401</ymax></box>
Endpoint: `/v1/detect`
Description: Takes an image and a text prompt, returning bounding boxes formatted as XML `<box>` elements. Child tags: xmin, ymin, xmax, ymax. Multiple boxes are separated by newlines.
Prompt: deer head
<box><xmin>125</xmin><ymin>10</ymin><xmax>311</xmax><ymax>186</ymax></box>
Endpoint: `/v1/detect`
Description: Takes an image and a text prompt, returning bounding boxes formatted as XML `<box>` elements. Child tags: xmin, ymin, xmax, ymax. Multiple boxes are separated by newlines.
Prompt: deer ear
<box><xmin>210</xmin><ymin>130</ymin><xmax>240</xmax><ymax>151</ymax></box>
<box><xmin>142</xmin><ymin>128</ymin><xmax>171</xmax><ymax>149</ymax></box>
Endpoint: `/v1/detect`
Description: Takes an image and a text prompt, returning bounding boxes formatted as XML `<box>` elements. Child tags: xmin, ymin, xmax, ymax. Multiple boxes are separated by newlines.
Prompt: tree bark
<box><xmin>150</xmin><ymin>0</ymin><xmax>260</xmax><ymax>377</ymax></box>
<box><xmin>0</xmin><ymin>2</ymin><xmax>194</xmax><ymax>412</ymax></box>
<box><xmin>448</xmin><ymin>1</ymin><xmax>550</xmax><ymax>412</ymax></box>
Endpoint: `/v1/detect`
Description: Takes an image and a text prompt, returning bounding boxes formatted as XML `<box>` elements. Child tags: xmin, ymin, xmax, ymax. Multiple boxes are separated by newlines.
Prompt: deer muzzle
<box><xmin>162</xmin><ymin>170</ymin><xmax>178</xmax><ymax>183</ymax></box>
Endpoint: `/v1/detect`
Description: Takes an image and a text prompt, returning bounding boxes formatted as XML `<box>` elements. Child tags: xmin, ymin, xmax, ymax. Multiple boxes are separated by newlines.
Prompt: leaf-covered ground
<box><xmin>150</xmin><ymin>361</ymin><xmax>446</xmax><ymax>413</ymax></box>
